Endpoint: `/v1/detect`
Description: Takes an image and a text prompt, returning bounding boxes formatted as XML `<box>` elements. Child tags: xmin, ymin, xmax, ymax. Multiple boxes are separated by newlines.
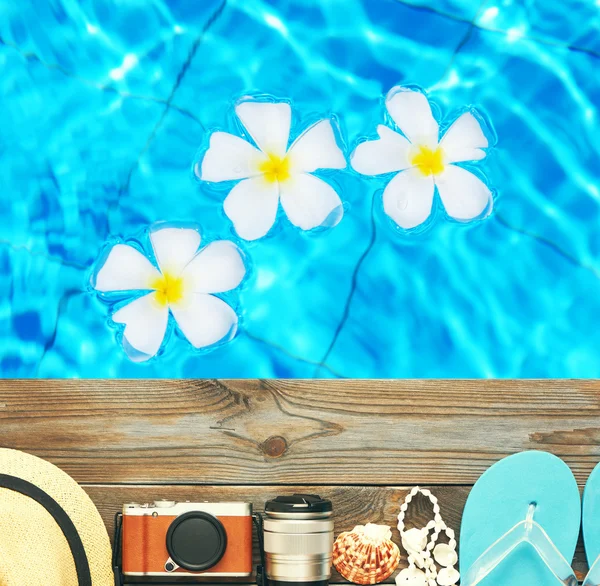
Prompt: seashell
<box><xmin>333</xmin><ymin>523</ymin><xmax>401</xmax><ymax>585</ymax></box>
<box><xmin>436</xmin><ymin>566</ymin><xmax>460</xmax><ymax>586</ymax></box>
<box><xmin>401</xmin><ymin>527</ymin><xmax>428</xmax><ymax>556</ymax></box>
<box><xmin>395</xmin><ymin>566</ymin><xmax>427</xmax><ymax>586</ymax></box>
<box><xmin>432</xmin><ymin>543</ymin><xmax>457</xmax><ymax>567</ymax></box>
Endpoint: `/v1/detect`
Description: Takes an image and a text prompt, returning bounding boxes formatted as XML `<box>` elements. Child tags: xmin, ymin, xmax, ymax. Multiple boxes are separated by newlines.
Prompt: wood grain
<box><xmin>1</xmin><ymin>380</ymin><xmax>596</xmax><ymax>582</ymax></box>
<box><xmin>1</xmin><ymin>380</ymin><xmax>600</xmax><ymax>485</ymax></box>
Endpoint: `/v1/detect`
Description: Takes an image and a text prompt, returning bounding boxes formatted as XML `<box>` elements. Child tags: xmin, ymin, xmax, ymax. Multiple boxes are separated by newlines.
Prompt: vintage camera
<box><xmin>121</xmin><ymin>500</ymin><xmax>253</xmax><ymax>577</ymax></box>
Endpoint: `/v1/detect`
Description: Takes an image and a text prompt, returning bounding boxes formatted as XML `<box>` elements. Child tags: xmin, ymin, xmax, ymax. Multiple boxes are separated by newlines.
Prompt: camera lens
<box><xmin>263</xmin><ymin>494</ymin><xmax>333</xmax><ymax>586</ymax></box>
<box><xmin>166</xmin><ymin>511</ymin><xmax>227</xmax><ymax>571</ymax></box>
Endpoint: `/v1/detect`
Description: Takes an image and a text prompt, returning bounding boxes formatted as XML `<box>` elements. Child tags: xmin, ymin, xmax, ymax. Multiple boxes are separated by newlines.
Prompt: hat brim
<box><xmin>0</xmin><ymin>448</ymin><xmax>113</xmax><ymax>586</ymax></box>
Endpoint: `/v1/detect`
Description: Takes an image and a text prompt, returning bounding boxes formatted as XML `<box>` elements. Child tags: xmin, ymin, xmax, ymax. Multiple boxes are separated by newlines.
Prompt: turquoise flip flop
<box><xmin>460</xmin><ymin>451</ymin><xmax>580</xmax><ymax>586</ymax></box>
<box><xmin>583</xmin><ymin>462</ymin><xmax>600</xmax><ymax>586</ymax></box>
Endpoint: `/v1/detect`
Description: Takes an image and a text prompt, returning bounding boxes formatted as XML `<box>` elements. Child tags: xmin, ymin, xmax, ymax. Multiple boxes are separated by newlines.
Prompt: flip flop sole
<box><xmin>583</xmin><ymin>461</ymin><xmax>600</xmax><ymax>568</ymax></box>
<box><xmin>460</xmin><ymin>451</ymin><xmax>580</xmax><ymax>585</ymax></box>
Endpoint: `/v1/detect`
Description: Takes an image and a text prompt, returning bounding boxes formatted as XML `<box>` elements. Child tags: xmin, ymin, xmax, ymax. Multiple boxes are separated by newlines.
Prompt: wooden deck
<box><xmin>1</xmin><ymin>379</ymin><xmax>599</xmax><ymax>582</ymax></box>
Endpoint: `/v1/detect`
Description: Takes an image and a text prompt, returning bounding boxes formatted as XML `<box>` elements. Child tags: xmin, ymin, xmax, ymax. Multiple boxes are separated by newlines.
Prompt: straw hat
<box><xmin>0</xmin><ymin>448</ymin><xmax>113</xmax><ymax>586</ymax></box>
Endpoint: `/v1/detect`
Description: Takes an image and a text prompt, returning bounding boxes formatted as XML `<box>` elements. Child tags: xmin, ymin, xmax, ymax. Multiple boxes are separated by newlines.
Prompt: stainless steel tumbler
<box><xmin>263</xmin><ymin>494</ymin><xmax>334</xmax><ymax>586</ymax></box>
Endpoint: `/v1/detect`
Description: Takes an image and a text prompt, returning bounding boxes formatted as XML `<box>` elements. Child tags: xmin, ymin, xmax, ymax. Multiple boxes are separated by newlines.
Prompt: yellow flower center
<box><xmin>259</xmin><ymin>153</ymin><xmax>291</xmax><ymax>183</ymax></box>
<box><xmin>151</xmin><ymin>273</ymin><xmax>184</xmax><ymax>307</ymax></box>
<box><xmin>411</xmin><ymin>146</ymin><xmax>445</xmax><ymax>176</ymax></box>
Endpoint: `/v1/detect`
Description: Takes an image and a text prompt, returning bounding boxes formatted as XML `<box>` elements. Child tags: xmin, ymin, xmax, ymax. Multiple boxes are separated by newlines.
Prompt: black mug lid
<box><xmin>264</xmin><ymin>494</ymin><xmax>332</xmax><ymax>514</ymax></box>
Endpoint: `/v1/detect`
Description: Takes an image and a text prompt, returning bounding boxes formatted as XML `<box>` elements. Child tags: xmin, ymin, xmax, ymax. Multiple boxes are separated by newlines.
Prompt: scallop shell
<box><xmin>333</xmin><ymin>523</ymin><xmax>401</xmax><ymax>585</ymax></box>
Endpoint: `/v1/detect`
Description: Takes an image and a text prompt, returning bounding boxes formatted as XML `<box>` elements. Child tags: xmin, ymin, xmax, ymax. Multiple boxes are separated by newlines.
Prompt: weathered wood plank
<box><xmin>84</xmin><ymin>484</ymin><xmax>588</xmax><ymax>583</ymax></box>
<box><xmin>1</xmin><ymin>380</ymin><xmax>600</xmax><ymax>485</ymax></box>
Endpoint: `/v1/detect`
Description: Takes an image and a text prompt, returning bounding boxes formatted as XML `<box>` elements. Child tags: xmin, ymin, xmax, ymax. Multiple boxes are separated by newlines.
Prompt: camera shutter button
<box><xmin>164</xmin><ymin>559</ymin><xmax>179</xmax><ymax>572</ymax></box>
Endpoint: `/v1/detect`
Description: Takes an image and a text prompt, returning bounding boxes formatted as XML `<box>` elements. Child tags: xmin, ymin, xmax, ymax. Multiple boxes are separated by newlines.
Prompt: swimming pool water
<box><xmin>1</xmin><ymin>0</ymin><xmax>599</xmax><ymax>377</ymax></box>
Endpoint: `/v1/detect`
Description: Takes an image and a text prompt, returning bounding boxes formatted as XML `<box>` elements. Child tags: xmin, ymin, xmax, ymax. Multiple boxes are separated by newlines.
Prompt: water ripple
<box><xmin>2</xmin><ymin>0</ymin><xmax>600</xmax><ymax>376</ymax></box>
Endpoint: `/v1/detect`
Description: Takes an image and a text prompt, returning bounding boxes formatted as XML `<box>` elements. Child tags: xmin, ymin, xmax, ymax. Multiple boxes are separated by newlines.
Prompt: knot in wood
<box><xmin>262</xmin><ymin>435</ymin><xmax>287</xmax><ymax>458</ymax></box>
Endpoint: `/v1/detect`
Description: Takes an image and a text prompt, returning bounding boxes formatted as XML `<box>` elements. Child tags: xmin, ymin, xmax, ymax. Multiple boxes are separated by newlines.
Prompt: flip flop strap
<box><xmin>583</xmin><ymin>553</ymin><xmax>600</xmax><ymax>586</ymax></box>
<box><xmin>462</xmin><ymin>505</ymin><xmax>578</xmax><ymax>586</ymax></box>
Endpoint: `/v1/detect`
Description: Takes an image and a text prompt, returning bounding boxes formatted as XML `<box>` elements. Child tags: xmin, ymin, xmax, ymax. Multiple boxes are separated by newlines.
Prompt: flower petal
<box><xmin>439</xmin><ymin>112</ymin><xmax>488</xmax><ymax>163</ymax></box>
<box><xmin>223</xmin><ymin>176</ymin><xmax>280</xmax><ymax>241</ymax></box>
<box><xmin>287</xmin><ymin>119</ymin><xmax>346</xmax><ymax>173</ymax></box>
<box><xmin>171</xmin><ymin>293</ymin><xmax>238</xmax><ymax>349</ymax></box>
<box><xmin>150</xmin><ymin>227</ymin><xmax>201</xmax><ymax>276</ymax></box>
<box><xmin>382</xmin><ymin>167</ymin><xmax>435</xmax><ymax>229</ymax></box>
<box><xmin>279</xmin><ymin>173</ymin><xmax>343</xmax><ymax>230</ymax></box>
<box><xmin>351</xmin><ymin>125</ymin><xmax>412</xmax><ymax>175</ymax></box>
<box><xmin>235</xmin><ymin>100</ymin><xmax>291</xmax><ymax>157</ymax></box>
<box><xmin>94</xmin><ymin>244</ymin><xmax>160</xmax><ymax>292</ymax></box>
<box><xmin>182</xmin><ymin>240</ymin><xmax>246</xmax><ymax>294</ymax></box>
<box><xmin>112</xmin><ymin>293</ymin><xmax>168</xmax><ymax>360</ymax></box>
<box><xmin>198</xmin><ymin>131</ymin><xmax>266</xmax><ymax>182</ymax></box>
<box><xmin>385</xmin><ymin>87</ymin><xmax>439</xmax><ymax>147</ymax></box>
<box><xmin>435</xmin><ymin>165</ymin><xmax>492</xmax><ymax>221</ymax></box>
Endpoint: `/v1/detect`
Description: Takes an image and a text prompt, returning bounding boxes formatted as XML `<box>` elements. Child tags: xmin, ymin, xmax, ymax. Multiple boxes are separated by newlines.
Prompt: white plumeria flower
<box><xmin>92</xmin><ymin>226</ymin><xmax>246</xmax><ymax>362</ymax></box>
<box><xmin>197</xmin><ymin>98</ymin><xmax>347</xmax><ymax>240</ymax></box>
<box><xmin>351</xmin><ymin>86</ymin><xmax>493</xmax><ymax>230</ymax></box>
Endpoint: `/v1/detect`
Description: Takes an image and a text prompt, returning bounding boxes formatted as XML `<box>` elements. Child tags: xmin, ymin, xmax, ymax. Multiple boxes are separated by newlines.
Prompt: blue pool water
<box><xmin>1</xmin><ymin>0</ymin><xmax>599</xmax><ymax>377</ymax></box>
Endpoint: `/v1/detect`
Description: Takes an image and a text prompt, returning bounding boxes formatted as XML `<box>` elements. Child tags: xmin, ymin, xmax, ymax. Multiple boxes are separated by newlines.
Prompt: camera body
<box><xmin>122</xmin><ymin>500</ymin><xmax>253</xmax><ymax>577</ymax></box>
